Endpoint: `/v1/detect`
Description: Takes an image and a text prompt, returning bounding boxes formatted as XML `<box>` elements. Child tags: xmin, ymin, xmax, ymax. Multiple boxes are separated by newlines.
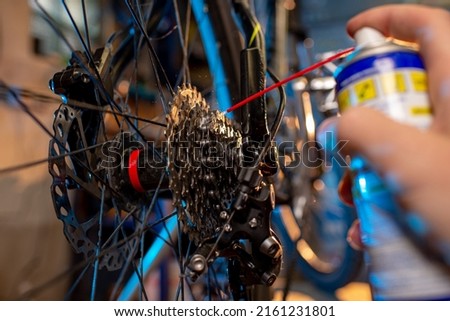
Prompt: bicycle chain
<box><xmin>165</xmin><ymin>84</ymin><xmax>242</xmax><ymax>244</ymax></box>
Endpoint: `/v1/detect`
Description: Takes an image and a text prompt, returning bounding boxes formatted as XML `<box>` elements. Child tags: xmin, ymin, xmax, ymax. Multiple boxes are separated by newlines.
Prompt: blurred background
<box><xmin>1</xmin><ymin>0</ymin><xmax>449</xmax><ymax>300</ymax></box>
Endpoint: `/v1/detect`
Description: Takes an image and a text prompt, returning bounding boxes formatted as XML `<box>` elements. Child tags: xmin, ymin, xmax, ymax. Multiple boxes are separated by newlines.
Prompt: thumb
<box><xmin>336</xmin><ymin>107</ymin><xmax>431</xmax><ymax>184</ymax></box>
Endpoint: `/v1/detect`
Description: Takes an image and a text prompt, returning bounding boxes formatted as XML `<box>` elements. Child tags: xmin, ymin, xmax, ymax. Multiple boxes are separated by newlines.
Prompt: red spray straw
<box><xmin>226</xmin><ymin>46</ymin><xmax>355</xmax><ymax>113</ymax></box>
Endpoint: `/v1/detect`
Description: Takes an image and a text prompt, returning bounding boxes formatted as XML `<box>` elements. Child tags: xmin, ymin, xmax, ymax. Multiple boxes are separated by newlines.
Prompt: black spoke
<box><xmin>0</xmin><ymin>84</ymin><xmax>60</xmax><ymax>104</ymax></box>
<box><xmin>172</xmin><ymin>0</ymin><xmax>191</xmax><ymax>84</ymax></box>
<box><xmin>125</xmin><ymin>0</ymin><xmax>174</xmax><ymax>113</ymax></box>
<box><xmin>0</xmin><ymin>142</ymin><xmax>104</xmax><ymax>175</ymax></box>
<box><xmin>90</xmin><ymin>186</ymin><xmax>105</xmax><ymax>300</ymax></box>
<box><xmin>61</xmin><ymin>0</ymin><xmax>94</xmax><ymax>66</ymax></box>
<box><xmin>67</xmin><ymin>99</ymin><xmax>167</xmax><ymax>126</ymax></box>
<box><xmin>64</xmin><ymin>262</ymin><xmax>92</xmax><ymax>300</ymax></box>
<box><xmin>0</xmin><ymin>80</ymin><xmax>54</xmax><ymax>139</ymax></box>
<box><xmin>81</xmin><ymin>0</ymin><xmax>92</xmax><ymax>56</ymax></box>
<box><xmin>34</xmin><ymin>0</ymin><xmax>76</xmax><ymax>53</ymax></box>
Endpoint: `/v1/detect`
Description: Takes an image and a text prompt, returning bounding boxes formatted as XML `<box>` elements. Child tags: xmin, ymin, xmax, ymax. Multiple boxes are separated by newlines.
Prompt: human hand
<box><xmin>330</xmin><ymin>4</ymin><xmax>450</xmax><ymax>246</ymax></box>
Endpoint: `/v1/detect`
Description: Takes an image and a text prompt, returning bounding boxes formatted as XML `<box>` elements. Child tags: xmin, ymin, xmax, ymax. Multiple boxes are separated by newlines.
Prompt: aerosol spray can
<box><xmin>335</xmin><ymin>27</ymin><xmax>450</xmax><ymax>300</ymax></box>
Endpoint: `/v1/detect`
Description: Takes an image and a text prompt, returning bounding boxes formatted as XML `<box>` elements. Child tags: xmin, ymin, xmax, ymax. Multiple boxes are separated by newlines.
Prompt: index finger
<box><xmin>347</xmin><ymin>4</ymin><xmax>450</xmax><ymax>134</ymax></box>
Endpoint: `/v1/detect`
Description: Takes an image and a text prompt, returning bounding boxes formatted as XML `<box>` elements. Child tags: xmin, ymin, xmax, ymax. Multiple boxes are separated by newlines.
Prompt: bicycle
<box><xmin>0</xmin><ymin>0</ymin><xmax>361</xmax><ymax>300</ymax></box>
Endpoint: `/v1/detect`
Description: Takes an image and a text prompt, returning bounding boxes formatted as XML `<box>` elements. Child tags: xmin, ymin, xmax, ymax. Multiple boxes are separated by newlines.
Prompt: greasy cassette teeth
<box><xmin>166</xmin><ymin>84</ymin><xmax>242</xmax><ymax>244</ymax></box>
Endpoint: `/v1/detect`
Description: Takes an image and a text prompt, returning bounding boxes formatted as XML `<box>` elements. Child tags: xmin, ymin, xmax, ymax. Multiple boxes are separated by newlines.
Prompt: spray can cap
<box><xmin>354</xmin><ymin>27</ymin><xmax>386</xmax><ymax>48</ymax></box>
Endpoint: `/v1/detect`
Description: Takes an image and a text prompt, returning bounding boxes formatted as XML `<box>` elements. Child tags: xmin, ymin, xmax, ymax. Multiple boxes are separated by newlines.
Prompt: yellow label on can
<box><xmin>410</xmin><ymin>71</ymin><xmax>427</xmax><ymax>92</ymax></box>
<box><xmin>336</xmin><ymin>68</ymin><xmax>431</xmax><ymax>129</ymax></box>
<box><xmin>354</xmin><ymin>78</ymin><xmax>377</xmax><ymax>104</ymax></box>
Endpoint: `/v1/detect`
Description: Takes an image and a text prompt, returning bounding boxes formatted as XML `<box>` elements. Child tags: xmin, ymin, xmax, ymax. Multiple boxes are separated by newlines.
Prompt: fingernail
<box><xmin>346</xmin><ymin>235</ymin><xmax>364</xmax><ymax>251</ymax></box>
<box><xmin>347</xmin><ymin>220</ymin><xmax>364</xmax><ymax>251</ymax></box>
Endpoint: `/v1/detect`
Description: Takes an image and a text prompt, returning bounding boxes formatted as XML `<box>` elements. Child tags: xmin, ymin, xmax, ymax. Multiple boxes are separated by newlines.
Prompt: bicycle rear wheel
<box><xmin>45</xmin><ymin>0</ymin><xmax>228</xmax><ymax>300</ymax></box>
<box><xmin>34</xmin><ymin>0</ymin><xmax>279</xmax><ymax>301</ymax></box>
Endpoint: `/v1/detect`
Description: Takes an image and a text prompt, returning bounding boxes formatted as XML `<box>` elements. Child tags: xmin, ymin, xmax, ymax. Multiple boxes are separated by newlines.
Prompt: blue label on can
<box><xmin>335</xmin><ymin>49</ymin><xmax>431</xmax><ymax>129</ymax></box>
<box><xmin>335</xmin><ymin>51</ymin><xmax>425</xmax><ymax>91</ymax></box>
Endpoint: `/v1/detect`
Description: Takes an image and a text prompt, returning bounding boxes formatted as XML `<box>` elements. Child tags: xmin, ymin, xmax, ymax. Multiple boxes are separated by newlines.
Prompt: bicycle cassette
<box><xmin>165</xmin><ymin>84</ymin><xmax>242</xmax><ymax>244</ymax></box>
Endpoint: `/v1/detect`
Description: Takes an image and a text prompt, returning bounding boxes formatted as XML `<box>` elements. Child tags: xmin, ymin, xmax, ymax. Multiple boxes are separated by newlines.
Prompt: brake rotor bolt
<box><xmin>249</xmin><ymin>218</ymin><xmax>258</xmax><ymax>228</ymax></box>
